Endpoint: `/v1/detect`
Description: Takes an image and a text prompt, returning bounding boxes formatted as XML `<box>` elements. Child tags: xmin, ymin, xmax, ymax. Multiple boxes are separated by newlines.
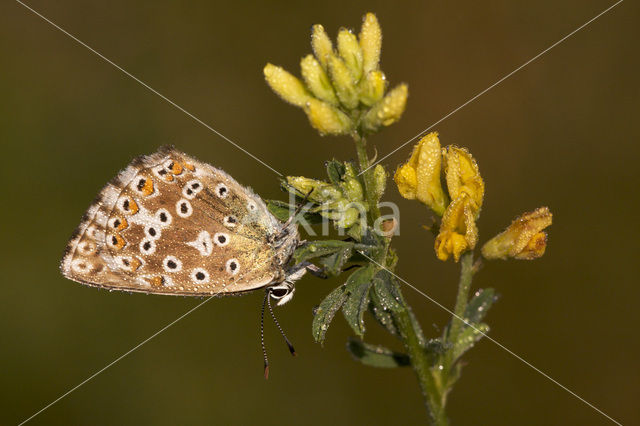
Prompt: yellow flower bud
<box><xmin>337</xmin><ymin>28</ymin><xmax>364</xmax><ymax>81</ymax></box>
<box><xmin>327</xmin><ymin>54</ymin><xmax>359</xmax><ymax>109</ymax></box>
<box><xmin>362</xmin><ymin>83</ymin><xmax>408</xmax><ymax>132</ymax></box>
<box><xmin>263</xmin><ymin>63</ymin><xmax>312</xmax><ymax>107</ymax></box>
<box><xmin>304</xmin><ymin>98</ymin><xmax>353</xmax><ymax>135</ymax></box>
<box><xmin>359</xmin><ymin>13</ymin><xmax>382</xmax><ymax>74</ymax></box>
<box><xmin>434</xmin><ymin>195</ymin><xmax>478</xmax><ymax>261</ymax></box>
<box><xmin>359</xmin><ymin>70</ymin><xmax>386</xmax><ymax>106</ymax></box>
<box><xmin>481</xmin><ymin>207</ymin><xmax>552</xmax><ymax>260</ymax></box>
<box><xmin>393</xmin><ymin>132</ymin><xmax>448</xmax><ymax>216</ymax></box>
<box><xmin>442</xmin><ymin>146</ymin><xmax>484</xmax><ymax>213</ymax></box>
<box><xmin>311</xmin><ymin>24</ymin><xmax>334</xmax><ymax>70</ymax></box>
<box><xmin>300</xmin><ymin>54</ymin><xmax>338</xmax><ymax>105</ymax></box>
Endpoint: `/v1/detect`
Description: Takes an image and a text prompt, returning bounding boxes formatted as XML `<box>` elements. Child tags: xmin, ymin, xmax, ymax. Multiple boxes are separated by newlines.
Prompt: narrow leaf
<box><xmin>452</xmin><ymin>323</ymin><xmax>490</xmax><ymax>362</ymax></box>
<box><xmin>346</xmin><ymin>338</ymin><xmax>410</xmax><ymax>368</ymax></box>
<box><xmin>463</xmin><ymin>288</ymin><xmax>498</xmax><ymax>325</ymax></box>
<box><xmin>312</xmin><ymin>286</ymin><xmax>348</xmax><ymax>344</ymax></box>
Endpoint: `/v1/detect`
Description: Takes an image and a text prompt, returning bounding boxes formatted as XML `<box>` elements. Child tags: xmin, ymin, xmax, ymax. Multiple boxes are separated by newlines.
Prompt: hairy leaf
<box><xmin>312</xmin><ymin>285</ymin><xmax>348</xmax><ymax>344</ymax></box>
<box><xmin>463</xmin><ymin>288</ymin><xmax>498</xmax><ymax>325</ymax></box>
<box><xmin>342</xmin><ymin>265</ymin><xmax>376</xmax><ymax>336</ymax></box>
<box><xmin>346</xmin><ymin>338</ymin><xmax>410</xmax><ymax>368</ymax></box>
<box><xmin>451</xmin><ymin>323</ymin><xmax>490</xmax><ymax>362</ymax></box>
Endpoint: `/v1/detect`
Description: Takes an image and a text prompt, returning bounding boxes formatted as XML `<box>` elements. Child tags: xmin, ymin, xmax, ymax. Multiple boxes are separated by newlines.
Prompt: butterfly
<box><xmin>60</xmin><ymin>146</ymin><xmax>313</xmax><ymax>375</ymax></box>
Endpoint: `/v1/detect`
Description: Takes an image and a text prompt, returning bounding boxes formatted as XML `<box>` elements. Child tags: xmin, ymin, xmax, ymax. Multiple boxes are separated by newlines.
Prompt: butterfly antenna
<box><xmin>267</xmin><ymin>291</ymin><xmax>297</xmax><ymax>357</ymax></box>
<box><xmin>261</xmin><ymin>290</ymin><xmax>270</xmax><ymax>380</ymax></box>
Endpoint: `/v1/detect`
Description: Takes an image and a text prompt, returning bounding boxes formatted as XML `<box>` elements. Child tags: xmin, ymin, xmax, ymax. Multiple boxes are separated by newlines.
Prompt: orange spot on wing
<box><xmin>183</xmin><ymin>162</ymin><xmax>195</xmax><ymax>171</ymax></box>
<box><xmin>128</xmin><ymin>199</ymin><xmax>139</xmax><ymax>214</ymax></box>
<box><xmin>116</xmin><ymin>217</ymin><xmax>128</xmax><ymax>231</ymax></box>
<box><xmin>111</xmin><ymin>234</ymin><xmax>126</xmax><ymax>250</ymax></box>
<box><xmin>169</xmin><ymin>162</ymin><xmax>183</xmax><ymax>175</ymax></box>
<box><xmin>141</xmin><ymin>179</ymin><xmax>154</xmax><ymax>196</ymax></box>
<box><xmin>149</xmin><ymin>276</ymin><xmax>164</xmax><ymax>288</ymax></box>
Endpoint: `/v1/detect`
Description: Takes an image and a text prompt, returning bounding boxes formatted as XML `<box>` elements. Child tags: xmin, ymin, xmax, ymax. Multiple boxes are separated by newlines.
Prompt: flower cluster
<box><xmin>395</xmin><ymin>132</ymin><xmax>552</xmax><ymax>262</ymax></box>
<box><xmin>395</xmin><ymin>133</ymin><xmax>485</xmax><ymax>261</ymax></box>
<box><xmin>264</xmin><ymin>13</ymin><xmax>407</xmax><ymax>136</ymax></box>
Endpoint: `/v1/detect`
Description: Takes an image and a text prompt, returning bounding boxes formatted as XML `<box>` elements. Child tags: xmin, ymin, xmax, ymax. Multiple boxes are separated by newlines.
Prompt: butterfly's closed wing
<box><xmin>60</xmin><ymin>146</ymin><xmax>298</xmax><ymax>296</ymax></box>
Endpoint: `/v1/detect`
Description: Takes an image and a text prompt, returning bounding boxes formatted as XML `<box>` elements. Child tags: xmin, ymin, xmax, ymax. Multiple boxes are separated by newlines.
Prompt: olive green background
<box><xmin>2</xmin><ymin>1</ymin><xmax>638</xmax><ymax>425</ymax></box>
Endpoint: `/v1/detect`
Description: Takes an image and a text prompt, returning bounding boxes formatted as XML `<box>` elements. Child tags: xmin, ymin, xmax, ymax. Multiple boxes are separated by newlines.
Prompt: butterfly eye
<box><xmin>163</xmin><ymin>256</ymin><xmax>183</xmax><ymax>272</ymax></box>
<box><xmin>155</xmin><ymin>209</ymin><xmax>172</xmax><ymax>226</ymax></box>
<box><xmin>182</xmin><ymin>179</ymin><xmax>203</xmax><ymax>199</ymax></box>
<box><xmin>215</xmin><ymin>183</ymin><xmax>229</xmax><ymax>198</ymax></box>
<box><xmin>144</xmin><ymin>226</ymin><xmax>161</xmax><ymax>240</ymax></box>
<box><xmin>139</xmin><ymin>239</ymin><xmax>156</xmax><ymax>255</ymax></box>
<box><xmin>225</xmin><ymin>259</ymin><xmax>240</xmax><ymax>275</ymax></box>
<box><xmin>176</xmin><ymin>199</ymin><xmax>193</xmax><ymax>218</ymax></box>
<box><xmin>190</xmin><ymin>268</ymin><xmax>210</xmax><ymax>284</ymax></box>
<box><xmin>223</xmin><ymin>215</ymin><xmax>237</xmax><ymax>228</ymax></box>
<box><xmin>214</xmin><ymin>233</ymin><xmax>229</xmax><ymax>247</ymax></box>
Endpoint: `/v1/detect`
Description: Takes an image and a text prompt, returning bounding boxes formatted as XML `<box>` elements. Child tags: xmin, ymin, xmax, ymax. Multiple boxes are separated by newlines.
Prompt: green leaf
<box><xmin>451</xmin><ymin>323</ymin><xmax>490</xmax><ymax>362</ymax></box>
<box><xmin>371</xmin><ymin>270</ymin><xmax>426</xmax><ymax>346</ymax></box>
<box><xmin>463</xmin><ymin>288</ymin><xmax>498</xmax><ymax>325</ymax></box>
<box><xmin>342</xmin><ymin>265</ymin><xmax>376</xmax><ymax>337</ymax></box>
<box><xmin>267</xmin><ymin>199</ymin><xmax>324</xmax><ymax>224</ymax></box>
<box><xmin>316</xmin><ymin>249</ymin><xmax>353</xmax><ymax>276</ymax></box>
<box><xmin>346</xmin><ymin>338</ymin><xmax>410</xmax><ymax>368</ymax></box>
<box><xmin>312</xmin><ymin>285</ymin><xmax>349</xmax><ymax>344</ymax></box>
<box><xmin>293</xmin><ymin>240</ymin><xmax>354</xmax><ymax>264</ymax></box>
<box><xmin>325</xmin><ymin>159</ymin><xmax>346</xmax><ymax>184</ymax></box>
<box><xmin>368</xmin><ymin>297</ymin><xmax>399</xmax><ymax>337</ymax></box>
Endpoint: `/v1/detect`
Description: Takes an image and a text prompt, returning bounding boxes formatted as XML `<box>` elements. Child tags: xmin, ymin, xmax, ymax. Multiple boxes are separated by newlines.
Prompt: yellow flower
<box><xmin>434</xmin><ymin>195</ymin><xmax>478</xmax><ymax>261</ymax></box>
<box><xmin>394</xmin><ymin>132</ymin><xmax>448</xmax><ymax>216</ymax></box>
<box><xmin>442</xmin><ymin>146</ymin><xmax>484</xmax><ymax>213</ymax></box>
<box><xmin>481</xmin><ymin>207</ymin><xmax>552</xmax><ymax>260</ymax></box>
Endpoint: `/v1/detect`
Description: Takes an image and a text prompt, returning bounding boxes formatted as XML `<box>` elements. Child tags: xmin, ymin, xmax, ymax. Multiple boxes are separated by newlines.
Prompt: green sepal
<box><xmin>325</xmin><ymin>159</ymin><xmax>346</xmax><ymax>185</ymax></box>
<box><xmin>346</xmin><ymin>338</ymin><xmax>410</xmax><ymax>368</ymax></box>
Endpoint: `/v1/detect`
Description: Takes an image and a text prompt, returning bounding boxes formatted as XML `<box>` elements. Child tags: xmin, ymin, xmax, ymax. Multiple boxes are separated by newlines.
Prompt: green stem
<box><xmin>352</xmin><ymin>131</ymin><xmax>446</xmax><ymax>424</ymax></box>
<box><xmin>394</xmin><ymin>302</ymin><xmax>448</xmax><ymax>425</ymax></box>
<box><xmin>447</xmin><ymin>252</ymin><xmax>474</xmax><ymax>345</ymax></box>
<box><xmin>353</xmin><ymin>132</ymin><xmax>381</xmax><ymax>222</ymax></box>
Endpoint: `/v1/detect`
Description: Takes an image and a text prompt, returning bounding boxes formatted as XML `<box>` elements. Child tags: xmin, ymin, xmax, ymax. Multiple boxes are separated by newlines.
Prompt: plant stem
<box><xmin>353</xmin><ymin>132</ymin><xmax>381</xmax><ymax>222</ymax></box>
<box><xmin>352</xmin><ymin>131</ymin><xmax>446</xmax><ymax>424</ymax></box>
<box><xmin>447</xmin><ymin>252</ymin><xmax>474</xmax><ymax>345</ymax></box>
<box><xmin>394</xmin><ymin>302</ymin><xmax>448</xmax><ymax>425</ymax></box>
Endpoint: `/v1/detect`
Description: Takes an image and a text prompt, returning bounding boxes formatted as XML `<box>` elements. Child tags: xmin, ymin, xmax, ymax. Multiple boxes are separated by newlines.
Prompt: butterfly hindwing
<box><xmin>61</xmin><ymin>147</ymin><xmax>290</xmax><ymax>296</ymax></box>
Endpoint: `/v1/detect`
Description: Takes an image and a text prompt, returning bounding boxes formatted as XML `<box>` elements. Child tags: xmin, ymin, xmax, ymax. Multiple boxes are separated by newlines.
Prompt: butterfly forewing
<box><xmin>61</xmin><ymin>146</ymin><xmax>290</xmax><ymax>296</ymax></box>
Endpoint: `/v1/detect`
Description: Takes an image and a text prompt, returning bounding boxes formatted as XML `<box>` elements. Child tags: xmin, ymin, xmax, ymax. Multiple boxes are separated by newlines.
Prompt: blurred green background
<box><xmin>2</xmin><ymin>1</ymin><xmax>638</xmax><ymax>424</ymax></box>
